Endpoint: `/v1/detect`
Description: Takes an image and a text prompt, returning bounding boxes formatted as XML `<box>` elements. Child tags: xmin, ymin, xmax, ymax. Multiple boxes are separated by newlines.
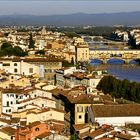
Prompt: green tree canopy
<box><xmin>0</xmin><ymin>42</ymin><xmax>28</xmax><ymax>57</ymax></box>
<box><xmin>29</xmin><ymin>33</ymin><xmax>35</xmax><ymax>49</ymax></box>
<box><xmin>97</xmin><ymin>75</ymin><xmax>140</xmax><ymax>103</ymax></box>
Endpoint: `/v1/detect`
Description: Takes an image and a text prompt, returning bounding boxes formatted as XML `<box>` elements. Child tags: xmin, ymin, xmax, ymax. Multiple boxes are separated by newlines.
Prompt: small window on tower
<box><xmin>14</xmin><ymin>63</ymin><xmax>17</xmax><ymax>66</ymax></box>
<box><xmin>14</xmin><ymin>68</ymin><xmax>18</xmax><ymax>73</ymax></box>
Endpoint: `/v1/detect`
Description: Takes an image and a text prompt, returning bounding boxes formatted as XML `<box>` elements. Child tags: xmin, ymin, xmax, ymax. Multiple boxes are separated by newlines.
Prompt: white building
<box><xmin>1</xmin><ymin>89</ymin><xmax>30</xmax><ymax>114</ymax></box>
<box><xmin>1</xmin><ymin>88</ymin><xmax>55</xmax><ymax>114</ymax></box>
<box><xmin>88</xmin><ymin>104</ymin><xmax>140</xmax><ymax>126</ymax></box>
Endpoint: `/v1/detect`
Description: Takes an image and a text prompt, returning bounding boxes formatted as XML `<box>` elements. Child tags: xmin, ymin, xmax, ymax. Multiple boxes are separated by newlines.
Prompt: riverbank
<box><xmin>96</xmin><ymin>64</ymin><xmax>140</xmax><ymax>83</ymax></box>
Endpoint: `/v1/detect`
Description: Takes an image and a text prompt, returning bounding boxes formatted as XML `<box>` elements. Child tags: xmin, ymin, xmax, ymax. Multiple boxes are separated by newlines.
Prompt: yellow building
<box><xmin>76</xmin><ymin>43</ymin><xmax>89</xmax><ymax>62</ymax></box>
<box><xmin>0</xmin><ymin>75</ymin><xmax>31</xmax><ymax>89</ymax></box>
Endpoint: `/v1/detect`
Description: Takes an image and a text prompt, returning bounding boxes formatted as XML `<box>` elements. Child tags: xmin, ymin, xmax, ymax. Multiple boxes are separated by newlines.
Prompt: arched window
<box><xmin>14</xmin><ymin>63</ymin><xmax>17</xmax><ymax>66</ymax></box>
<box><xmin>35</xmin><ymin>127</ymin><xmax>40</xmax><ymax>131</ymax></box>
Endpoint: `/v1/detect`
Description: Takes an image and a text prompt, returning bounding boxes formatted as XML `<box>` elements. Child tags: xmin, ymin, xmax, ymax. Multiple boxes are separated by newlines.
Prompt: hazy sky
<box><xmin>0</xmin><ymin>0</ymin><xmax>140</xmax><ymax>15</ymax></box>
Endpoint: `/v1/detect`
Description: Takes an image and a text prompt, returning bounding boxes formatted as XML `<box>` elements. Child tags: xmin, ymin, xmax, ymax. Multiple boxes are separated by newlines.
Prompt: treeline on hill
<box><xmin>97</xmin><ymin>75</ymin><xmax>140</xmax><ymax>103</ymax></box>
<box><xmin>0</xmin><ymin>42</ymin><xmax>28</xmax><ymax>57</ymax></box>
<box><xmin>50</xmin><ymin>26</ymin><xmax>131</xmax><ymax>37</ymax></box>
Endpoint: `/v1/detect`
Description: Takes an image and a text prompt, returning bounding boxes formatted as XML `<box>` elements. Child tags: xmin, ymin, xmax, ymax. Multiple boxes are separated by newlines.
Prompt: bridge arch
<box><xmin>89</xmin><ymin>50</ymin><xmax>140</xmax><ymax>64</ymax></box>
<box><xmin>90</xmin><ymin>59</ymin><xmax>103</xmax><ymax>64</ymax></box>
<box><xmin>107</xmin><ymin>58</ymin><xmax>125</xmax><ymax>64</ymax></box>
<box><xmin>129</xmin><ymin>59</ymin><xmax>138</xmax><ymax>64</ymax></box>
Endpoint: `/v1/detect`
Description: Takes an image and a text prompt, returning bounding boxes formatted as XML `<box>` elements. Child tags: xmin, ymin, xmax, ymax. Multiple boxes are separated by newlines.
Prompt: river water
<box><xmin>87</xmin><ymin>40</ymin><xmax>140</xmax><ymax>83</ymax></box>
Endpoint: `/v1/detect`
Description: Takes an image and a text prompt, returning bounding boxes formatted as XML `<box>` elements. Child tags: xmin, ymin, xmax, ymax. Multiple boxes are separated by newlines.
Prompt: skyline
<box><xmin>0</xmin><ymin>1</ymin><xmax>140</xmax><ymax>15</ymax></box>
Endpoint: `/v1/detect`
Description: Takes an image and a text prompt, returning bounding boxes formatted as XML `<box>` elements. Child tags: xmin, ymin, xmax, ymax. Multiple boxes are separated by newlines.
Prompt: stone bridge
<box><xmin>81</xmin><ymin>35</ymin><xmax>127</xmax><ymax>45</ymax></box>
<box><xmin>90</xmin><ymin>50</ymin><xmax>140</xmax><ymax>64</ymax></box>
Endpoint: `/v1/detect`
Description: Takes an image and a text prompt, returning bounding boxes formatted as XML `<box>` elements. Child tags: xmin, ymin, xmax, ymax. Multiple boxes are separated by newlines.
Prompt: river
<box><xmin>86</xmin><ymin>39</ymin><xmax>140</xmax><ymax>83</ymax></box>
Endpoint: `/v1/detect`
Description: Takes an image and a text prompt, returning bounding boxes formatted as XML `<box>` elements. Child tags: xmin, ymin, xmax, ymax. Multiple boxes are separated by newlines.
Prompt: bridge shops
<box><xmin>89</xmin><ymin>50</ymin><xmax>140</xmax><ymax>64</ymax></box>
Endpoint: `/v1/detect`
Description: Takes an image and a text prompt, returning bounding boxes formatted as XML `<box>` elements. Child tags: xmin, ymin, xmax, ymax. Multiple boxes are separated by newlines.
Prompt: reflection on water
<box><xmin>87</xmin><ymin>39</ymin><xmax>140</xmax><ymax>82</ymax></box>
<box><xmin>107</xmin><ymin>65</ymin><xmax>140</xmax><ymax>82</ymax></box>
<box><xmin>90</xmin><ymin>60</ymin><xmax>140</xmax><ymax>83</ymax></box>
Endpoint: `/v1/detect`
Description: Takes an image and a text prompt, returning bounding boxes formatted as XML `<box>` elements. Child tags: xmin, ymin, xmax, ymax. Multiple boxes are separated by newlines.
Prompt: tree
<box><xmin>70</xmin><ymin>134</ymin><xmax>78</xmax><ymax>140</ymax></box>
<box><xmin>29</xmin><ymin>33</ymin><xmax>35</xmax><ymax>49</ymax></box>
<box><xmin>62</xmin><ymin>60</ymin><xmax>74</xmax><ymax>67</ymax></box>
<box><xmin>97</xmin><ymin>75</ymin><xmax>140</xmax><ymax>103</ymax></box>
<box><xmin>0</xmin><ymin>42</ymin><xmax>28</xmax><ymax>57</ymax></box>
<box><xmin>71</xmin><ymin>57</ymin><xmax>75</xmax><ymax>66</ymax></box>
<box><xmin>13</xmin><ymin>46</ymin><xmax>28</xmax><ymax>56</ymax></box>
<box><xmin>0</xmin><ymin>42</ymin><xmax>14</xmax><ymax>56</ymax></box>
<box><xmin>35</xmin><ymin>50</ymin><xmax>45</xmax><ymax>55</ymax></box>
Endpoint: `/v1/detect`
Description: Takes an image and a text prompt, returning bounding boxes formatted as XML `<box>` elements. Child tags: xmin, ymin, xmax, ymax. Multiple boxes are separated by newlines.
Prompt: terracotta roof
<box><xmin>37</xmin><ymin>132</ymin><xmax>52</xmax><ymax>138</ymax></box>
<box><xmin>66</xmin><ymin>94</ymin><xmax>103</xmax><ymax>104</ymax></box>
<box><xmin>115</xmin><ymin>133</ymin><xmax>135</xmax><ymax>140</ymax></box>
<box><xmin>73</xmin><ymin>123</ymin><xmax>90</xmax><ymax>131</ymax></box>
<box><xmin>19</xmin><ymin>96</ymin><xmax>54</xmax><ymax>103</ymax></box>
<box><xmin>38</xmin><ymin>107</ymin><xmax>65</xmax><ymax>114</ymax></box>
<box><xmin>46</xmin><ymin>119</ymin><xmax>65</xmax><ymax>125</ymax></box>
<box><xmin>0</xmin><ymin>57</ymin><xmax>62</xmax><ymax>62</ymax></box>
<box><xmin>89</xmin><ymin>126</ymin><xmax>113</xmax><ymax>138</ymax></box>
<box><xmin>1</xmin><ymin>113</ymin><xmax>12</xmax><ymax>117</ymax></box>
<box><xmin>0</xmin><ymin>127</ymin><xmax>16</xmax><ymax>135</ymax></box>
<box><xmin>91</xmin><ymin>104</ymin><xmax>140</xmax><ymax>117</ymax></box>
<box><xmin>27</xmin><ymin>121</ymin><xmax>41</xmax><ymax>128</ymax></box>
<box><xmin>97</xmin><ymin>138</ymin><xmax>114</xmax><ymax>140</ymax></box>
<box><xmin>11</xmin><ymin>118</ymin><xmax>20</xmax><ymax>124</ymax></box>
<box><xmin>50</xmin><ymin>123</ymin><xmax>65</xmax><ymax>133</ymax></box>
<box><xmin>2</xmin><ymin>88</ymin><xmax>24</xmax><ymax>94</ymax></box>
<box><xmin>80</xmin><ymin>131</ymin><xmax>90</xmax><ymax>139</ymax></box>
<box><xmin>0</xmin><ymin>118</ymin><xmax>11</xmax><ymax>124</ymax></box>
<box><xmin>49</xmin><ymin>88</ymin><xmax>69</xmax><ymax>97</ymax></box>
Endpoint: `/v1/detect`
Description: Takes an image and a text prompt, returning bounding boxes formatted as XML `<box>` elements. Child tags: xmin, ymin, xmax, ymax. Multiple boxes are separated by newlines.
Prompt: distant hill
<box><xmin>0</xmin><ymin>11</ymin><xmax>140</xmax><ymax>26</ymax></box>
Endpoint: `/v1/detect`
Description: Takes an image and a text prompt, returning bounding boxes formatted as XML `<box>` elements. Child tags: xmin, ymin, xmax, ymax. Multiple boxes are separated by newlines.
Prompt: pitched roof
<box><xmin>37</xmin><ymin>132</ymin><xmax>52</xmax><ymax>138</ymax></box>
<box><xmin>89</xmin><ymin>126</ymin><xmax>113</xmax><ymax>138</ymax></box>
<box><xmin>115</xmin><ymin>133</ymin><xmax>135</xmax><ymax>140</ymax></box>
<box><xmin>91</xmin><ymin>104</ymin><xmax>140</xmax><ymax>117</ymax></box>
<box><xmin>0</xmin><ymin>118</ymin><xmax>11</xmax><ymax>124</ymax></box>
<box><xmin>73</xmin><ymin>123</ymin><xmax>90</xmax><ymax>131</ymax></box>
<box><xmin>0</xmin><ymin>127</ymin><xmax>16</xmax><ymax>135</ymax></box>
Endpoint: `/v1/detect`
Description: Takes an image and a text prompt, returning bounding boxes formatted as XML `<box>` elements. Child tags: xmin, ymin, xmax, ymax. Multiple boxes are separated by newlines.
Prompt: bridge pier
<box><xmin>102</xmin><ymin>59</ymin><xmax>108</xmax><ymax>64</ymax></box>
<box><xmin>124</xmin><ymin>59</ymin><xmax>130</xmax><ymax>64</ymax></box>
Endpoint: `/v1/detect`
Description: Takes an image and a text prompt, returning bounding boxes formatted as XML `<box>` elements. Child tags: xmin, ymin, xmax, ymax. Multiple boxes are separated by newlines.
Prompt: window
<box><xmin>77</xmin><ymin>107</ymin><xmax>79</xmax><ymax>112</ymax></box>
<box><xmin>77</xmin><ymin>106</ymin><xmax>83</xmax><ymax>112</ymax></box>
<box><xmin>7</xmin><ymin>101</ymin><xmax>9</xmax><ymax>107</ymax></box>
<box><xmin>29</xmin><ymin>68</ymin><xmax>33</xmax><ymax>73</ymax></box>
<box><xmin>3</xmin><ymin>63</ymin><xmax>10</xmax><ymax>66</ymax></box>
<box><xmin>14</xmin><ymin>68</ymin><xmax>18</xmax><ymax>73</ymax></box>
<box><xmin>11</xmin><ymin>76</ymin><xmax>14</xmax><ymax>79</ymax></box>
<box><xmin>79</xmin><ymin>115</ymin><xmax>82</xmax><ymax>119</ymax></box>
<box><xmin>14</xmin><ymin>63</ymin><xmax>17</xmax><ymax>66</ymax></box>
<box><xmin>35</xmin><ymin>127</ymin><xmax>40</xmax><ymax>131</ymax></box>
<box><xmin>9</xmin><ymin>109</ymin><xmax>11</xmax><ymax>112</ymax></box>
<box><xmin>11</xmin><ymin>101</ymin><xmax>13</xmax><ymax>105</ymax></box>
